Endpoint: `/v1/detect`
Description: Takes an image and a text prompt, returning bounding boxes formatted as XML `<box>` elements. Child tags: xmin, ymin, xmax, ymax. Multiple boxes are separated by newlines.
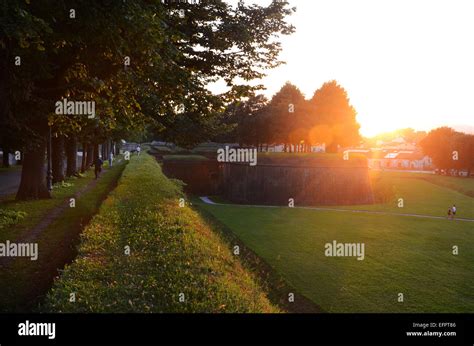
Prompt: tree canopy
<box><xmin>215</xmin><ymin>80</ymin><xmax>361</xmax><ymax>153</ymax></box>
<box><xmin>0</xmin><ymin>0</ymin><xmax>295</xmax><ymax>199</ymax></box>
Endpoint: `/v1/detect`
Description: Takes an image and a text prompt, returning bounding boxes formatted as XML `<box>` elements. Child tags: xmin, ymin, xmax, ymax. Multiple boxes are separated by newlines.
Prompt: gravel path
<box><xmin>199</xmin><ymin>196</ymin><xmax>474</xmax><ymax>222</ymax></box>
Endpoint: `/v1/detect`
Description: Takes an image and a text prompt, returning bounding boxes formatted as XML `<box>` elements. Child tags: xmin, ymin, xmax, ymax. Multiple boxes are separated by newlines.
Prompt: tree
<box><xmin>1</xmin><ymin>0</ymin><xmax>295</xmax><ymax>199</ymax></box>
<box><xmin>309</xmin><ymin>81</ymin><xmax>360</xmax><ymax>152</ymax></box>
<box><xmin>419</xmin><ymin>127</ymin><xmax>458</xmax><ymax>170</ymax></box>
<box><xmin>452</xmin><ymin>133</ymin><xmax>474</xmax><ymax>174</ymax></box>
<box><xmin>267</xmin><ymin>82</ymin><xmax>308</xmax><ymax>152</ymax></box>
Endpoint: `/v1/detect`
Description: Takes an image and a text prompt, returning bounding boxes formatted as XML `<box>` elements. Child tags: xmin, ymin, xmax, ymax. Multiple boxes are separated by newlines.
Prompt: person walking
<box><xmin>94</xmin><ymin>156</ymin><xmax>103</xmax><ymax>179</ymax></box>
<box><xmin>447</xmin><ymin>208</ymin><xmax>452</xmax><ymax>220</ymax></box>
<box><xmin>109</xmin><ymin>151</ymin><xmax>114</xmax><ymax>167</ymax></box>
<box><xmin>452</xmin><ymin>204</ymin><xmax>457</xmax><ymax>219</ymax></box>
<box><xmin>136</xmin><ymin>145</ymin><xmax>141</xmax><ymax>156</ymax></box>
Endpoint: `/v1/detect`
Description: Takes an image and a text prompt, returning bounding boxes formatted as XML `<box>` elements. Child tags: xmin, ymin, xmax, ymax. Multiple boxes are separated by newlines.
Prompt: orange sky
<box><xmin>212</xmin><ymin>0</ymin><xmax>474</xmax><ymax>137</ymax></box>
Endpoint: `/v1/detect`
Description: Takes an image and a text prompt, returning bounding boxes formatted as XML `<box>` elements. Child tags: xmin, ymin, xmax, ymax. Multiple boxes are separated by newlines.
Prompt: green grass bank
<box><xmin>0</xmin><ymin>160</ymin><xmax>127</xmax><ymax>311</ymax></box>
<box><xmin>43</xmin><ymin>154</ymin><xmax>277</xmax><ymax>313</ymax></box>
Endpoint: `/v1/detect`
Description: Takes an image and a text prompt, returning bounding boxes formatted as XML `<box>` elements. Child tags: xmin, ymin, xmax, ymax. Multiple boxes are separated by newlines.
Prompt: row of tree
<box><xmin>420</xmin><ymin>127</ymin><xmax>474</xmax><ymax>173</ymax></box>
<box><xmin>0</xmin><ymin>0</ymin><xmax>295</xmax><ymax>199</ymax></box>
<box><xmin>214</xmin><ymin>81</ymin><xmax>361</xmax><ymax>153</ymax></box>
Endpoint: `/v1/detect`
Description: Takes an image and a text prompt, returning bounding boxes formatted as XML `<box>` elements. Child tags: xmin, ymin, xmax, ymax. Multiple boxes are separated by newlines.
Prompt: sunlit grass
<box><xmin>43</xmin><ymin>154</ymin><xmax>278</xmax><ymax>313</ymax></box>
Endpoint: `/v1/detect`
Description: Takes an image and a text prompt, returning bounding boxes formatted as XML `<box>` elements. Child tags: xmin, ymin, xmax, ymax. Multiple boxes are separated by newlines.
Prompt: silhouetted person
<box><xmin>94</xmin><ymin>156</ymin><xmax>103</xmax><ymax>179</ymax></box>
<box><xmin>109</xmin><ymin>151</ymin><xmax>114</xmax><ymax>167</ymax></box>
<box><xmin>447</xmin><ymin>208</ymin><xmax>452</xmax><ymax>220</ymax></box>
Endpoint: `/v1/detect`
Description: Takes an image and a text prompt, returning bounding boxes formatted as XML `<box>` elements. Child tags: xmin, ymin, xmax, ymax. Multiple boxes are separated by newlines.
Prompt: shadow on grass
<box><xmin>192</xmin><ymin>197</ymin><xmax>325</xmax><ymax>313</ymax></box>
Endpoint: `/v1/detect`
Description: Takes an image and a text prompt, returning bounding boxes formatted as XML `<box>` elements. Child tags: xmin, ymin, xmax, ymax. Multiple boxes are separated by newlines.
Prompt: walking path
<box><xmin>0</xmin><ymin>162</ymin><xmax>121</xmax><ymax>268</ymax></box>
<box><xmin>0</xmin><ymin>155</ymin><xmax>83</xmax><ymax>197</ymax></box>
<box><xmin>199</xmin><ymin>196</ymin><xmax>474</xmax><ymax>223</ymax></box>
<box><xmin>0</xmin><ymin>168</ymin><xmax>21</xmax><ymax>197</ymax></box>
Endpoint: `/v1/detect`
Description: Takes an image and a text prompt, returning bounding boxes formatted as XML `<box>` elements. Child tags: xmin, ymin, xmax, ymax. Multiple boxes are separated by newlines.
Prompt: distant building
<box><xmin>375</xmin><ymin>137</ymin><xmax>416</xmax><ymax>151</ymax></box>
<box><xmin>263</xmin><ymin>143</ymin><xmax>326</xmax><ymax>153</ymax></box>
<box><xmin>344</xmin><ymin>149</ymin><xmax>433</xmax><ymax>171</ymax></box>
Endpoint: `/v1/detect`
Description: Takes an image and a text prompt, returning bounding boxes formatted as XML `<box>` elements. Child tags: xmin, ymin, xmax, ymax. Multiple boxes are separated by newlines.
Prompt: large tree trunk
<box><xmin>52</xmin><ymin>135</ymin><xmax>66</xmax><ymax>183</ymax></box>
<box><xmin>16</xmin><ymin>142</ymin><xmax>50</xmax><ymax>200</ymax></box>
<box><xmin>105</xmin><ymin>140</ymin><xmax>110</xmax><ymax>159</ymax></box>
<box><xmin>66</xmin><ymin>136</ymin><xmax>78</xmax><ymax>177</ymax></box>
<box><xmin>81</xmin><ymin>143</ymin><xmax>88</xmax><ymax>173</ymax></box>
<box><xmin>93</xmin><ymin>143</ymin><xmax>99</xmax><ymax>161</ymax></box>
<box><xmin>86</xmin><ymin>144</ymin><xmax>94</xmax><ymax>168</ymax></box>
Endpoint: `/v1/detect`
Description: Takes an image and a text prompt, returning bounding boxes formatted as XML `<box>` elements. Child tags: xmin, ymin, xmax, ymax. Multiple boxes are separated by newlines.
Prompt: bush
<box><xmin>43</xmin><ymin>153</ymin><xmax>277</xmax><ymax>313</ymax></box>
<box><xmin>0</xmin><ymin>210</ymin><xmax>27</xmax><ymax>230</ymax></box>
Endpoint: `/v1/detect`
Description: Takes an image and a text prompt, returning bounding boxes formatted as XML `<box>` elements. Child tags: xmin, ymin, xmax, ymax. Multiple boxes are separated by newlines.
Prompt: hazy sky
<box><xmin>215</xmin><ymin>0</ymin><xmax>474</xmax><ymax>136</ymax></box>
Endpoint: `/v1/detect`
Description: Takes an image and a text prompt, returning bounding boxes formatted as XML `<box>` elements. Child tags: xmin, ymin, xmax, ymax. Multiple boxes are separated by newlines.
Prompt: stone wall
<box><xmin>221</xmin><ymin>157</ymin><xmax>374</xmax><ymax>206</ymax></box>
<box><xmin>162</xmin><ymin>159</ymin><xmax>220</xmax><ymax>195</ymax></box>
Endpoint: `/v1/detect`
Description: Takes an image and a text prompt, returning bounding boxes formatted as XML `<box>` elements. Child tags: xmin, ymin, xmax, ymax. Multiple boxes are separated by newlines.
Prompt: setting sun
<box><xmin>245</xmin><ymin>0</ymin><xmax>474</xmax><ymax>136</ymax></box>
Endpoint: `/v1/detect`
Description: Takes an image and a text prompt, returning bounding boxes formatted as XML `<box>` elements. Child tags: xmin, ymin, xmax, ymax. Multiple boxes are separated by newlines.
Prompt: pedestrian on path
<box><xmin>136</xmin><ymin>145</ymin><xmax>141</xmax><ymax>156</ymax></box>
<box><xmin>94</xmin><ymin>156</ymin><xmax>103</xmax><ymax>179</ymax></box>
<box><xmin>452</xmin><ymin>204</ymin><xmax>457</xmax><ymax>219</ymax></box>
<box><xmin>109</xmin><ymin>151</ymin><xmax>114</xmax><ymax>167</ymax></box>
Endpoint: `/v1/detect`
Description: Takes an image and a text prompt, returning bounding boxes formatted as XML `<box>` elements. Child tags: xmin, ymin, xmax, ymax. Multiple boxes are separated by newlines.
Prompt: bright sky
<box><xmin>215</xmin><ymin>0</ymin><xmax>474</xmax><ymax>137</ymax></box>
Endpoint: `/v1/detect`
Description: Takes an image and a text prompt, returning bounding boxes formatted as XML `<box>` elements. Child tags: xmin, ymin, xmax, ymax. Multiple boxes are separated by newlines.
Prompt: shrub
<box><xmin>0</xmin><ymin>210</ymin><xmax>27</xmax><ymax>230</ymax></box>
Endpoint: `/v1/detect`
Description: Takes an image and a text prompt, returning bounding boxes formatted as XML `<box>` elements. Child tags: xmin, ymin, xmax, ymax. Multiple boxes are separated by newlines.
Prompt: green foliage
<box><xmin>0</xmin><ymin>210</ymin><xmax>27</xmax><ymax>230</ymax></box>
<box><xmin>419</xmin><ymin>127</ymin><xmax>474</xmax><ymax>170</ymax></box>
<box><xmin>216</xmin><ymin>80</ymin><xmax>361</xmax><ymax>152</ymax></box>
<box><xmin>309</xmin><ymin>81</ymin><xmax>360</xmax><ymax>152</ymax></box>
<box><xmin>43</xmin><ymin>154</ymin><xmax>278</xmax><ymax>312</ymax></box>
<box><xmin>52</xmin><ymin>181</ymin><xmax>74</xmax><ymax>189</ymax></box>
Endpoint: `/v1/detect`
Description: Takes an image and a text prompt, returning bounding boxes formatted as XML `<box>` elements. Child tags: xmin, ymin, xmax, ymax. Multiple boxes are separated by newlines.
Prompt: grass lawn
<box><xmin>0</xmin><ymin>160</ymin><xmax>127</xmax><ymax>311</ymax></box>
<box><xmin>194</xmin><ymin>171</ymin><xmax>474</xmax><ymax>313</ymax></box>
<box><xmin>334</xmin><ymin>171</ymin><xmax>474</xmax><ymax>219</ymax></box>
<box><xmin>0</xmin><ymin>172</ymin><xmax>96</xmax><ymax>241</ymax></box>
<box><xmin>417</xmin><ymin>173</ymin><xmax>474</xmax><ymax>197</ymax></box>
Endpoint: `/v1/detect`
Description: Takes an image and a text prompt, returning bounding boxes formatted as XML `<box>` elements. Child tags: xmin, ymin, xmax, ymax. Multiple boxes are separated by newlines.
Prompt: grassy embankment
<box><xmin>0</xmin><ymin>160</ymin><xmax>127</xmax><ymax>311</ymax></box>
<box><xmin>195</xmin><ymin>171</ymin><xmax>474</xmax><ymax>313</ymax></box>
<box><xmin>43</xmin><ymin>153</ymin><xmax>278</xmax><ymax>313</ymax></box>
<box><xmin>339</xmin><ymin>170</ymin><xmax>474</xmax><ymax>218</ymax></box>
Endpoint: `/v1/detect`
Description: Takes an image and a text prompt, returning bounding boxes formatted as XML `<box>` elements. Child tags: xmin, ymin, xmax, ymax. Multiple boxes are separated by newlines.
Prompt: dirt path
<box><xmin>199</xmin><ymin>196</ymin><xmax>474</xmax><ymax>223</ymax></box>
<box><xmin>0</xmin><ymin>165</ymin><xmax>115</xmax><ymax>268</ymax></box>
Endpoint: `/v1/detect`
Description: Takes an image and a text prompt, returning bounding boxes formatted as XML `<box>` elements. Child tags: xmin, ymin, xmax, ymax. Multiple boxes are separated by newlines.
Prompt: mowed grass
<box><xmin>335</xmin><ymin>171</ymin><xmax>474</xmax><ymax>219</ymax></box>
<box><xmin>195</xmin><ymin>172</ymin><xmax>474</xmax><ymax>313</ymax></box>
<box><xmin>43</xmin><ymin>154</ymin><xmax>278</xmax><ymax>313</ymax></box>
<box><xmin>418</xmin><ymin>173</ymin><xmax>474</xmax><ymax>197</ymax></box>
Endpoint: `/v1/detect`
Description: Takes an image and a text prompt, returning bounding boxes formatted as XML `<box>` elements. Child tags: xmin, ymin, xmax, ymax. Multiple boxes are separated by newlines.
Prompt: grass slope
<box><xmin>196</xmin><ymin>172</ymin><xmax>474</xmax><ymax>313</ymax></box>
<box><xmin>43</xmin><ymin>154</ymin><xmax>277</xmax><ymax>313</ymax></box>
<box><xmin>338</xmin><ymin>171</ymin><xmax>474</xmax><ymax>219</ymax></box>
